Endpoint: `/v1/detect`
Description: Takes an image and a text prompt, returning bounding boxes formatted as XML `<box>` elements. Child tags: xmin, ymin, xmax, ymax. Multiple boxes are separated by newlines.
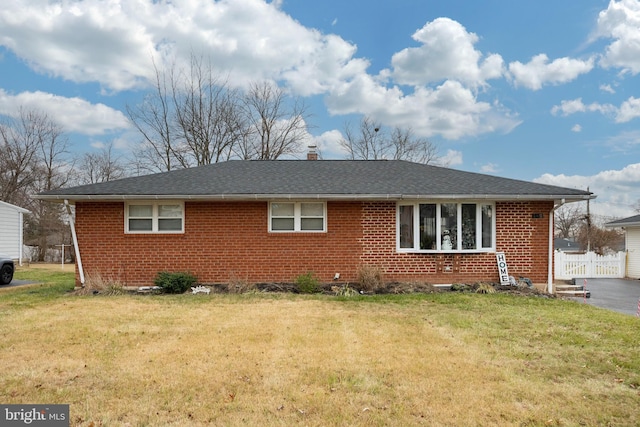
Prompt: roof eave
<box><xmin>605</xmin><ymin>222</ymin><xmax>640</xmax><ymax>228</ymax></box>
<box><xmin>0</xmin><ymin>200</ymin><xmax>31</xmax><ymax>213</ymax></box>
<box><xmin>33</xmin><ymin>193</ymin><xmax>595</xmax><ymax>203</ymax></box>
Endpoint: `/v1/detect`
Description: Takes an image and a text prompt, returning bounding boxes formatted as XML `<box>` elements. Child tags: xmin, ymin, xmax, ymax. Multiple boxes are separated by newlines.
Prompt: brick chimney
<box><xmin>307</xmin><ymin>145</ymin><xmax>318</xmax><ymax>161</ymax></box>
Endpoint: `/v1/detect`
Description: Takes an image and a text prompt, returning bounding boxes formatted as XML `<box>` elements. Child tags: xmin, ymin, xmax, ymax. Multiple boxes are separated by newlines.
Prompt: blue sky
<box><xmin>1</xmin><ymin>0</ymin><xmax>639</xmax><ymax>221</ymax></box>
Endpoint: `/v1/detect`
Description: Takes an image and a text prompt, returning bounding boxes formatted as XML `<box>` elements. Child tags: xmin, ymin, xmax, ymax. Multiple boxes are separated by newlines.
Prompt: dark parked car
<box><xmin>0</xmin><ymin>255</ymin><xmax>14</xmax><ymax>285</ymax></box>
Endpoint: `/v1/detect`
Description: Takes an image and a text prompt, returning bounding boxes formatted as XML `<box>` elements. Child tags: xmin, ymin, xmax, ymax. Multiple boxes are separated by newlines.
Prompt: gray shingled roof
<box><xmin>36</xmin><ymin>160</ymin><xmax>593</xmax><ymax>202</ymax></box>
<box><xmin>605</xmin><ymin>214</ymin><xmax>640</xmax><ymax>228</ymax></box>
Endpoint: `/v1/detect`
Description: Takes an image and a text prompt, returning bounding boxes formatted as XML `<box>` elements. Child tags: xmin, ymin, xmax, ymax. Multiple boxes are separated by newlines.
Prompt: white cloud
<box><xmin>385</xmin><ymin>17</ymin><xmax>504</xmax><ymax>88</ymax></box>
<box><xmin>322</xmin><ymin>16</ymin><xmax>520</xmax><ymax>140</ymax></box>
<box><xmin>600</xmin><ymin>83</ymin><xmax>616</xmax><ymax>93</ymax></box>
<box><xmin>89</xmin><ymin>141</ymin><xmax>106</xmax><ymax>149</ymax></box>
<box><xmin>551</xmin><ymin>96</ymin><xmax>640</xmax><ymax>123</ymax></box>
<box><xmin>437</xmin><ymin>149</ymin><xmax>463</xmax><ymax>167</ymax></box>
<box><xmin>535</xmin><ymin>163</ymin><xmax>640</xmax><ymax>220</ymax></box>
<box><xmin>0</xmin><ymin>1</ymin><xmax>157</xmax><ymax>91</ymax></box>
<box><xmin>281</xmin><ymin>33</ymin><xmax>370</xmax><ymax>96</ymax></box>
<box><xmin>551</xmin><ymin>98</ymin><xmax>616</xmax><ymax>116</ymax></box>
<box><xmin>0</xmin><ymin>2</ymin><xmax>523</xmax><ymax>142</ymax></box>
<box><xmin>508</xmin><ymin>54</ymin><xmax>595</xmax><ymax>90</ymax></box>
<box><xmin>595</xmin><ymin>0</ymin><xmax>640</xmax><ymax>74</ymax></box>
<box><xmin>313</xmin><ymin>129</ymin><xmax>346</xmax><ymax>159</ymax></box>
<box><xmin>0</xmin><ymin>0</ymin><xmax>367</xmax><ymax>94</ymax></box>
<box><xmin>0</xmin><ymin>89</ymin><xmax>130</xmax><ymax>135</ymax></box>
<box><xmin>571</xmin><ymin>124</ymin><xmax>582</xmax><ymax>132</ymax></box>
<box><xmin>616</xmin><ymin>96</ymin><xmax>640</xmax><ymax>122</ymax></box>
<box><xmin>327</xmin><ymin>76</ymin><xmax>520</xmax><ymax>140</ymax></box>
<box><xmin>602</xmin><ymin>130</ymin><xmax>640</xmax><ymax>154</ymax></box>
<box><xmin>480</xmin><ymin>162</ymin><xmax>498</xmax><ymax>173</ymax></box>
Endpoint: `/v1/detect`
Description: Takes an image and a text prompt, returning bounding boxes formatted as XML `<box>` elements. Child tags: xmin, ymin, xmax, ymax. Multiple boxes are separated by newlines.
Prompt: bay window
<box><xmin>397</xmin><ymin>202</ymin><xmax>494</xmax><ymax>252</ymax></box>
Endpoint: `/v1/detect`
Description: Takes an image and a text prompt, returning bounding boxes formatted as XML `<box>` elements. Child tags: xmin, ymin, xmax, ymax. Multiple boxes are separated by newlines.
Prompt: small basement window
<box><xmin>269</xmin><ymin>202</ymin><xmax>326</xmax><ymax>232</ymax></box>
<box><xmin>126</xmin><ymin>202</ymin><xmax>184</xmax><ymax>233</ymax></box>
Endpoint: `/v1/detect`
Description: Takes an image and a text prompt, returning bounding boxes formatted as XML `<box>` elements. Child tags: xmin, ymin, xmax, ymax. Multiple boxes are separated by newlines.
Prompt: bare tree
<box><xmin>389</xmin><ymin>127</ymin><xmax>439</xmax><ymax>164</ymax></box>
<box><xmin>554</xmin><ymin>204</ymin><xmax>585</xmax><ymax>239</ymax></box>
<box><xmin>237</xmin><ymin>81</ymin><xmax>310</xmax><ymax>160</ymax></box>
<box><xmin>0</xmin><ymin>108</ymin><xmax>72</xmax><ymax>261</ymax></box>
<box><xmin>77</xmin><ymin>142</ymin><xmax>126</xmax><ymax>184</ymax></box>
<box><xmin>340</xmin><ymin>116</ymin><xmax>387</xmax><ymax>160</ymax></box>
<box><xmin>127</xmin><ymin>54</ymin><xmax>249</xmax><ymax>171</ymax></box>
<box><xmin>173</xmin><ymin>55</ymin><xmax>245</xmax><ymax>165</ymax></box>
<box><xmin>339</xmin><ymin>116</ymin><xmax>439</xmax><ymax>163</ymax></box>
<box><xmin>0</xmin><ymin>108</ymin><xmax>43</xmax><ymax>204</ymax></box>
<box><xmin>127</xmin><ymin>56</ymin><xmax>183</xmax><ymax>172</ymax></box>
<box><xmin>576</xmin><ymin>223</ymin><xmax>624</xmax><ymax>255</ymax></box>
<box><xmin>38</xmin><ymin>122</ymin><xmax>72</xmax><ymax>192</ymax></box>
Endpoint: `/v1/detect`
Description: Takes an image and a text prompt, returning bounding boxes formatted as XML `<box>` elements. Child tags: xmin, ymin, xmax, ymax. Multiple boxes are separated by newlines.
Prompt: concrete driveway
<box><xmin>1</xmin><ymin>279</ymin><xmax>38</xmax><ymax>288</ymax></box>
<box><xmin>568</xmin><ymin>278</ymin><xmax>640</xmax><ymax>316</ymax></box>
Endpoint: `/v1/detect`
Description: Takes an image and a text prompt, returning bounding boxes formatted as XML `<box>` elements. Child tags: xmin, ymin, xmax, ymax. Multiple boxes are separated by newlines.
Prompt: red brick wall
<box><xmin>74</xmin><ymin>200</ymin><xmax>552</xmax><ymax>287</ymax></box>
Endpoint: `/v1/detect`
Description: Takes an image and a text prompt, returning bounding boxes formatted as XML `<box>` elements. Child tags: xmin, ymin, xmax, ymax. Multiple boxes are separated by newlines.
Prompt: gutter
<box><xmin>64</xmin><ymin>200</ymin><xmax>85</xmax><ymax>286</ymax></box>
<box><xmin>35</xmin><ymin>193</ymin><xmax>595</xmax><ymax>203</ymax></box>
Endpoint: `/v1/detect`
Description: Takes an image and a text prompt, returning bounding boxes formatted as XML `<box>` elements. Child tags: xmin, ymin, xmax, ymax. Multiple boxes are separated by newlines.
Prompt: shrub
<box><xmin>332</xmin><ymin>284</ymin><xmax>359</xmax><ymax>297</ymax></box>
<box><xmin>356</xmin><ymin>265</ymin><xmax>384</xmax><ymax>292</ymax></box>
<box><xmin>154</xmin><ymin>271</ymin><xmax>197</xmax><ymax>294</ymax></box>
<box><xmin>450</xmin><ymin>283</ymin><xmax>470</xmax><ymax>292</ymax></box>
<box><xmin>475</xmin><ymin>282</ymin><xmax>496</xmax><ymax>294</ymax></box>
<box><xmin>228</xmin><ymin>274</ymin><xmax>256</xmax><ymax>294</ymax></box>
<box><xmin>295</xmin><ymin>272</ymin><xmax>320</xmax><ymax>294</ymax></box>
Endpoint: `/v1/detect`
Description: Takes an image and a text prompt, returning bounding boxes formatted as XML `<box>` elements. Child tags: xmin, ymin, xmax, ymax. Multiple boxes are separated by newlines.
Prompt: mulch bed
<box><xmin>200</xmin><ymin>281</ymin><xmax>553</xmax><ymax>297</ymax></box>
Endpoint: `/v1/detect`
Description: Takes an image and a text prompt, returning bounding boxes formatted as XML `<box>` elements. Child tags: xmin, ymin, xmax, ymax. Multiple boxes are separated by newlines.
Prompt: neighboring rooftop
<box><xmin>35</xmin><ymin>160</ymin><xmax>594</xmax><ymax>202</ymax></box>
<box><xmin>605</xmin><ymin>214</ymin><xmax>640</xmax><ymax>228</ymax></box>
<box><xmin>554</xmin><ymin>238</ymin><xmax>585</xmax><ymax>252</ymax></box>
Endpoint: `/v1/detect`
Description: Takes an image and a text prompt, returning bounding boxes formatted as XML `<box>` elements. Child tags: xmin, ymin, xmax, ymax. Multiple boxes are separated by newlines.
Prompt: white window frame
<box><xmin>396</xmin><ymin>201</ymin><xmax>495</xmax><ymax>253</ymax></box>
<box><xmin>125</xmin><ymin>202</ymin><xmax>185</xmax><ymax>234</ymax></box>
<box><xmin>269</xmin><ymin>201</ymin><xmax>327</xmax><ymax>233</ymax></box>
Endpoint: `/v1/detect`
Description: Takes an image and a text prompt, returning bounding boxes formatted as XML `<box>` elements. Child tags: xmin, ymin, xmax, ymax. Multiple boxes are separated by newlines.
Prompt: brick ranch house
<box><xmin>35</xmin><ymin>159</ymin><xmax>593</xmax><ymax>292</ymax></box>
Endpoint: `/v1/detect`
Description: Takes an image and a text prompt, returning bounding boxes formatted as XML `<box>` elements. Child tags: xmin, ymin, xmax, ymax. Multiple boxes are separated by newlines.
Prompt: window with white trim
<box><xmin>397</xmin><ymin>202</ymin><xmax>494</xmax><ymax>252</ymax></box>
<box><xmin>126</xmin><ymin>202</ymin><xmax>184</xmax><ymax>233</ymax></box>
<box><xmin>269</xmin><ymin>202</ymin><xmax>326</xmax><ymax>232</ymax></box>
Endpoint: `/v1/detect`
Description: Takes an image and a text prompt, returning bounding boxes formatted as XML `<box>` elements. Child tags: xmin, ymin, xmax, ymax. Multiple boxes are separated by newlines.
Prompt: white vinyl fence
<box><xmin>555</xmin><ymin>251</ymin><xmax>626</xmax><ymax>280</ymax></box>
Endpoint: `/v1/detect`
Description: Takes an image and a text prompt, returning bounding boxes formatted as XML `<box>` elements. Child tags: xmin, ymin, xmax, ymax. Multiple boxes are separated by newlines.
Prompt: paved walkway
<box><xmin>566</xmin><ymin>278</ymin><xmax>640</xmax><ymax>316</ymax></box>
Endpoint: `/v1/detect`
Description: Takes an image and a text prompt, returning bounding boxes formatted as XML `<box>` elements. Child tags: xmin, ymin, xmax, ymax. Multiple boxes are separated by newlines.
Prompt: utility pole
<box><xmin>586</xmin><ymin>186</ymin><xmax>591</xmax><ymax>252</ymax></box>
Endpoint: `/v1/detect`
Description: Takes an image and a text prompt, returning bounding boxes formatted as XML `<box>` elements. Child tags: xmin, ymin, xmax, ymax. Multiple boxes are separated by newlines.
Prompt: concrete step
<box><xmin>556</xmin><ymin>284</ymin><xmax>586</xmax><ymax>290</ymax></box>
<box><xmin>556</xmin><ymin>289</ymin><xmax>591</xmax><ymax>298</ymax></box>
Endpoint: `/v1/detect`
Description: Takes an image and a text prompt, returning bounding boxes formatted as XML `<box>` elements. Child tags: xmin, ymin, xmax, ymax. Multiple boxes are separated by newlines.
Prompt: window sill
<box><xmin>397</xmin><ymin>249</ymin><xmax>495</xmax><ymax>254</ymax></box>
<box><xmin>125</xmin><ymin>231</ymin><xmax>185</xmax><ymax>235</ymax></box>
<box><xmin>268</xmin><ymin>231</ymin><xmax>327</xmax><ymax>234</ymax></box>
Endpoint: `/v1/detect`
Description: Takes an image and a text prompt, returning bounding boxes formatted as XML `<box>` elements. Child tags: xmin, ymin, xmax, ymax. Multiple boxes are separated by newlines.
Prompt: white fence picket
<box><xmin>554</xmin><ymin>251</ymin><xmax>626</xmax><ymax>280</ymax></box>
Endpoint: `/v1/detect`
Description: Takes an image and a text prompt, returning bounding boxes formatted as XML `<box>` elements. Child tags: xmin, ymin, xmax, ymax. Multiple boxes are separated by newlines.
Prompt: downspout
<box><xmin>64</xmin><ymin>200</ymin><xmax>85</xmax><ymax>286</ymax></box>
<box><xmin>547</xmin><ymin>199</ymin><xmax>565</xmax><ymax>294</ymax></box>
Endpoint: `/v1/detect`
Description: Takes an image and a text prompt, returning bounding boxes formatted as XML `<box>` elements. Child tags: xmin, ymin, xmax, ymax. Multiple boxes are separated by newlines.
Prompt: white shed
<box><xmin>0</xmin><ymin>200</ymin><xmax>30</xmax><ymax>264</ymax></box>
<box><xmin>605</xmin><ymin>214</ymin><xmax>640</xmax><ymax>279</ymax></box>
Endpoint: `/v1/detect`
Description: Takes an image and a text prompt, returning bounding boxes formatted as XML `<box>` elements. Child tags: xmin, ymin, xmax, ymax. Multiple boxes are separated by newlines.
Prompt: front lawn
<box><xmin>1</xmin><ymin>267</ymin><xmax>639</xmax><ymax>426</ymax></box>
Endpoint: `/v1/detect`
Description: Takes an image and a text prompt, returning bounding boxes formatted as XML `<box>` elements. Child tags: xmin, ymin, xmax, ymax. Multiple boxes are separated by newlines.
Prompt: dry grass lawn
<box><xmin>1</xmin><ymin>267</ymin><xmax>639</xmax><ymax>426</ymax></box>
